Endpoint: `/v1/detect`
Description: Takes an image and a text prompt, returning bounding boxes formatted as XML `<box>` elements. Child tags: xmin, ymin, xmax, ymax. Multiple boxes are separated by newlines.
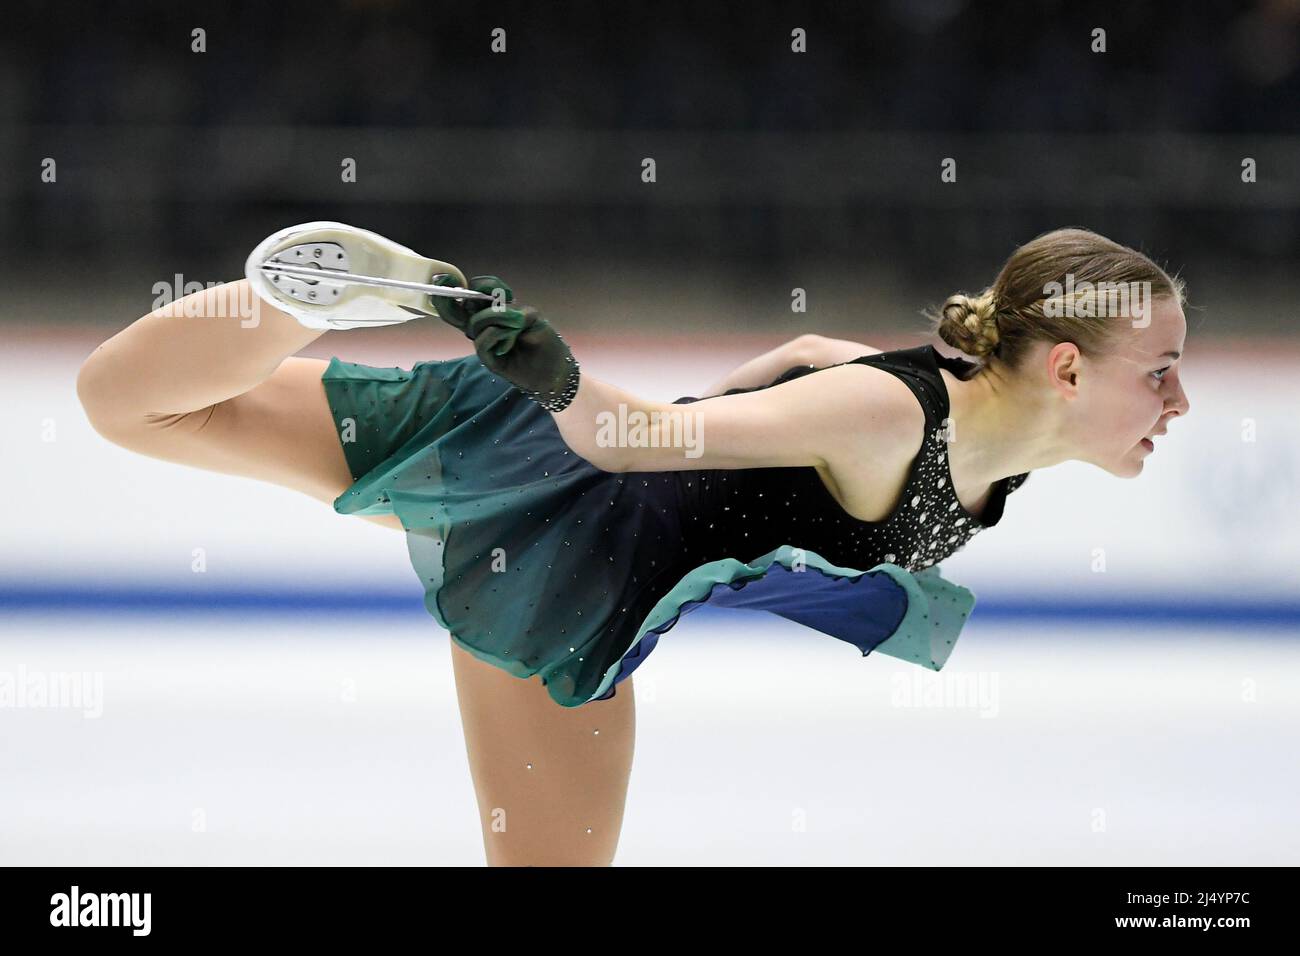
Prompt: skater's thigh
<box><xmin>103</xmin><ymin>356</ymin><xmax>403</xmax><ymax>532</ymax></box>
<box><xmin>450</xmin><ymin>638</ymin><xmax>636</xmax><ymax>867</ymax></box>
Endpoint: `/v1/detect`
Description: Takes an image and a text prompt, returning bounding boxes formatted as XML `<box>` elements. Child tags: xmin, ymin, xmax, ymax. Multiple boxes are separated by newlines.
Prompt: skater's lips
<box><xmin>1139</xmin><ymin>425</ymin><xmax>1166</xmax><ymax>452</ymax></box>
<box><xmin>1145</xmin><ymin>422</ymin><xmax>1169</xmax><ymax>439</ymax></box>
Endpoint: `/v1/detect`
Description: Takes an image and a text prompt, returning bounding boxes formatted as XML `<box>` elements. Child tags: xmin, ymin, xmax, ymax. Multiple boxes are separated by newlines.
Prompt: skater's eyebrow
<box><xmin>1159</xmin><ymin>350</ymin><xmax>1181</xmax><ymax>360</ymax></box>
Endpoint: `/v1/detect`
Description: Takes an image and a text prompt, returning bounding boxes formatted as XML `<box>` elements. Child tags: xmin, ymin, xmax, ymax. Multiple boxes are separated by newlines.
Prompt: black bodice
<box><xmin>666</xmin><ymin>344</ymin><xmax>1030</xmax><ymax>575</ymax></box>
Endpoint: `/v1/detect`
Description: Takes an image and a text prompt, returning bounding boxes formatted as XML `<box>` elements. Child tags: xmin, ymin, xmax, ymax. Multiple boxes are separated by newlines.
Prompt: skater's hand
<box><xmin>429</xmin><ymin>274</ymin><xmax>515</xmax><ymax>338</ymax></box>
<box><xmin>431</xmin><ymin>274</ymin><xmax>580</xmax><ymax>412</ymax></box>
<box><xmin>470</xmin><ymin>302</ymin><xmax>581</xmax><ymax>413</ymax></box>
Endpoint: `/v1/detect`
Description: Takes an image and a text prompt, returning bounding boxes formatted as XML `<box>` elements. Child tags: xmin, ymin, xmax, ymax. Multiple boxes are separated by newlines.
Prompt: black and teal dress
<box><xmin>320</xmin><ymin>343</ymin><xmax>1030</xmax><ymax>708</ymax></box>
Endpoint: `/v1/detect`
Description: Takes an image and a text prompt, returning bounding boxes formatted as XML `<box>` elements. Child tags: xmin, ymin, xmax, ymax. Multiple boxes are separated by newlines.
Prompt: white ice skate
<box><xmin>244</xmin><ymin>221</ymin><xmax>491</xmax><ymax>330</ymax></box>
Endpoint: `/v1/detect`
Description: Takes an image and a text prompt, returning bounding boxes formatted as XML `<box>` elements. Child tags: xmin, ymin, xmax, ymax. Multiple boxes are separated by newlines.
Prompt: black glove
<box><xmin>429</xmin><ymin>274</ymin><xmax>512</xmax><ymax>338</ymax></box>
<box><xmin>430</xmin><ymin>274</ymin><xmax>581</xmax><ymax>413</ymax></box>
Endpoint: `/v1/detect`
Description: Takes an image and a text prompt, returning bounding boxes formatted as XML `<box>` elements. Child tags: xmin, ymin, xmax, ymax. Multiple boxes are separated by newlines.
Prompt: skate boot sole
<box><xmin>244</xmin><ymin>221</ymin><xmax>470</xmax><ymax>330</ymax></box>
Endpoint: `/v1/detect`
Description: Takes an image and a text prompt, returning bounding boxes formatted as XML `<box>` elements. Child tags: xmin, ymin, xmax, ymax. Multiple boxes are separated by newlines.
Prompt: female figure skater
<box><xmin>76</xmin><ymin>224</ymin><xmax>1188</xmax><ymax>866</ymax></box>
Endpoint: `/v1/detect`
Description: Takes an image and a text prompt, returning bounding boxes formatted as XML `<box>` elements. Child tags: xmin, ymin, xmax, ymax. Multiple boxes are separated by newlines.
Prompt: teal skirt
<box><xmin>320</xmin><ymin>355</ymin><xmax>978</xmax><ymax>707</ymax></box>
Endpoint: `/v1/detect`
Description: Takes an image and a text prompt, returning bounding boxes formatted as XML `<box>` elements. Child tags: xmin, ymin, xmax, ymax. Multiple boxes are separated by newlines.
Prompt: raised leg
<box><xmin>75</xmin><ymin>279</ymin><xmax>403</xmax><ymax>531</ymax></box>
<box><xmin>449</xmin><ymin>638</ymin><xmax>636</xmax><ymax>866</ymax></box>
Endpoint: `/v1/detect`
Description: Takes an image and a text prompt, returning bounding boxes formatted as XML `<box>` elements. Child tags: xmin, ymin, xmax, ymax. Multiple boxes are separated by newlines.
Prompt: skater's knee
<box><xmin>76</xmin><ymin>352</ymin><xmax>138</xmax><ymax>441</ymax></box>
<box><xmin>77</xmin><ymin>351</ymin><xmax>198</xmax><ymax>446</ymax></box>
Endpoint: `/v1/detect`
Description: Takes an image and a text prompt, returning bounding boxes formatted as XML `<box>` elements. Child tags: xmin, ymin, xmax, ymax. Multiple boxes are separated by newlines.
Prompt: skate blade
<box><xmin>257</xmin><ymin>241</ymin><xmax>494</xmax><ymax>307</ymax></box>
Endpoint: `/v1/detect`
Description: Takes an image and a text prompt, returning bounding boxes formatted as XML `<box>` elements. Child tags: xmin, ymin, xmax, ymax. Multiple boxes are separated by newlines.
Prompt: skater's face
<box><xmin>1061</xmin><ymin>296</ymin><xmax>1189</xmax><ymax>477</ymax></box>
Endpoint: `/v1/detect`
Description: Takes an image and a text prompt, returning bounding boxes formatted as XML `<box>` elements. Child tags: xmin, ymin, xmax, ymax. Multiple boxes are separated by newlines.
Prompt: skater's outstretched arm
<box><xmin>427</xmin><ymin>280</ymin><xmax>922</xmax><ymax>510</ymax></box>
<box><xmin>555</xmin><ymin>361</ymin><xmax>923</xmax><ymax>478</ymax></box>
<box><xmin>701</xmin><ymin>334</ymin><xmax>883</xmax><ymax>396</ymax></box>
<box><xmin>804</xmin><ymin>335</ymin><xmax>884</xmax><ymax>363</ymax></box>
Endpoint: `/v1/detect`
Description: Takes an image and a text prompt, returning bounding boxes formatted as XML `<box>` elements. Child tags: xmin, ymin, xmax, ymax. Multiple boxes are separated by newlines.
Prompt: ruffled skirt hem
<box><xmin>568</xmin><ymin>544</ymin><xmax>977</xmax><ymax>707</ymax></box>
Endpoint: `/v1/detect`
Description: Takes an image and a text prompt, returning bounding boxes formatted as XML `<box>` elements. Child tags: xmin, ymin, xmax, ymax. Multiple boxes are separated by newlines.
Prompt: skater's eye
<box><xmin>1150</xmin><ymin>366</ymin><xmax>1170</xmax><ymax>383</ymax></box>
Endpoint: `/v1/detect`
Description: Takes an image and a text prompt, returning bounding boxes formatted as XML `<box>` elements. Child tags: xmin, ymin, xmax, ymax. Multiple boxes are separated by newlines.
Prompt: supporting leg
<box><xmin>449</xmin><ymin>638</ymin><xmax>636</xmax><ymax>866</ymax></box>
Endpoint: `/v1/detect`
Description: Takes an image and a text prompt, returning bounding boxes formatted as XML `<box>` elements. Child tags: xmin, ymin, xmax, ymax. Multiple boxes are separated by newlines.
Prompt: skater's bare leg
<box><xmin>76</xmin><ymin>280</ymin><xmax>401</xmax><ymax>530</ymax></box>
<box><xmin>450</xmin><ymin>639</ymin><xmax>635</xmax><ymax>866</ymax></box>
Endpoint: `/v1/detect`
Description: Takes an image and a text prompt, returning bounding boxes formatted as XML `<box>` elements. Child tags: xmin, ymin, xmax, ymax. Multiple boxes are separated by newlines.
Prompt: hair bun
<box><xmin>937</xmin><ymin>290</ymin><xmax>1000</xmax><ymax>359</ymax></box>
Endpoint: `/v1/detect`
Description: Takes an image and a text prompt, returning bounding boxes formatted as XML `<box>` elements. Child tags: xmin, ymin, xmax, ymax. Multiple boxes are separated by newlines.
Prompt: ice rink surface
<box><xmin>3</xmin><ymin>609</ymin><xmax>1296</xmax><ymax>866</ymax></box>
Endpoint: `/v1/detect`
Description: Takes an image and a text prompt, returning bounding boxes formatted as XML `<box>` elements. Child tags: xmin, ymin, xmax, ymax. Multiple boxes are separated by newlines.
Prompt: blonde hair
<box><xmin>927</xmin><ymin>228</ymin><xmax>1187</xmax><ymax>370</ymax></box>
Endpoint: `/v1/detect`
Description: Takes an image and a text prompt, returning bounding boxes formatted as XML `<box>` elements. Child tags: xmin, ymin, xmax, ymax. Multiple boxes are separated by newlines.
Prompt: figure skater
<box><xmin>75</xmin><ymin>223</ymin><xmax>1189</xmax><ymax>866</ymax></box>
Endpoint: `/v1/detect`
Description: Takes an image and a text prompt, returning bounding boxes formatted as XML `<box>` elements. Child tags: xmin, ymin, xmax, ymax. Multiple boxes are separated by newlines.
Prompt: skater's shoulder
<box><xmin>788</xmin><ymin>363</ymin><xmax>931</xmax><ymax>484</ymax></box>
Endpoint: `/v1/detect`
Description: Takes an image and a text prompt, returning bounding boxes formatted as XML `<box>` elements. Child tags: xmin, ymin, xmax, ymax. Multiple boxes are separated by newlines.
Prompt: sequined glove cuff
<box><xmin>428</xmin><ymin>274</ymin><xmax>581</xmax><ymax>413</ymax></box>
<box><xmin>465</xmin><ymin>303</ymin><xmax>582</xmax><ymax>414</ymax></box>
<box><xmin>519</xmin><ymin>358</ymin><xmax>582</xmax><ymax>413</ymax></box>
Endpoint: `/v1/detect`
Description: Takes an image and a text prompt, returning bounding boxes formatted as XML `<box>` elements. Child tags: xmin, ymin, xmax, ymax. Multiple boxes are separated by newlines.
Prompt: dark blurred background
<box><xmin>2</xmin><ymin>0</ymin><xmax>1297</xmax><ymax>334</ymax></box>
